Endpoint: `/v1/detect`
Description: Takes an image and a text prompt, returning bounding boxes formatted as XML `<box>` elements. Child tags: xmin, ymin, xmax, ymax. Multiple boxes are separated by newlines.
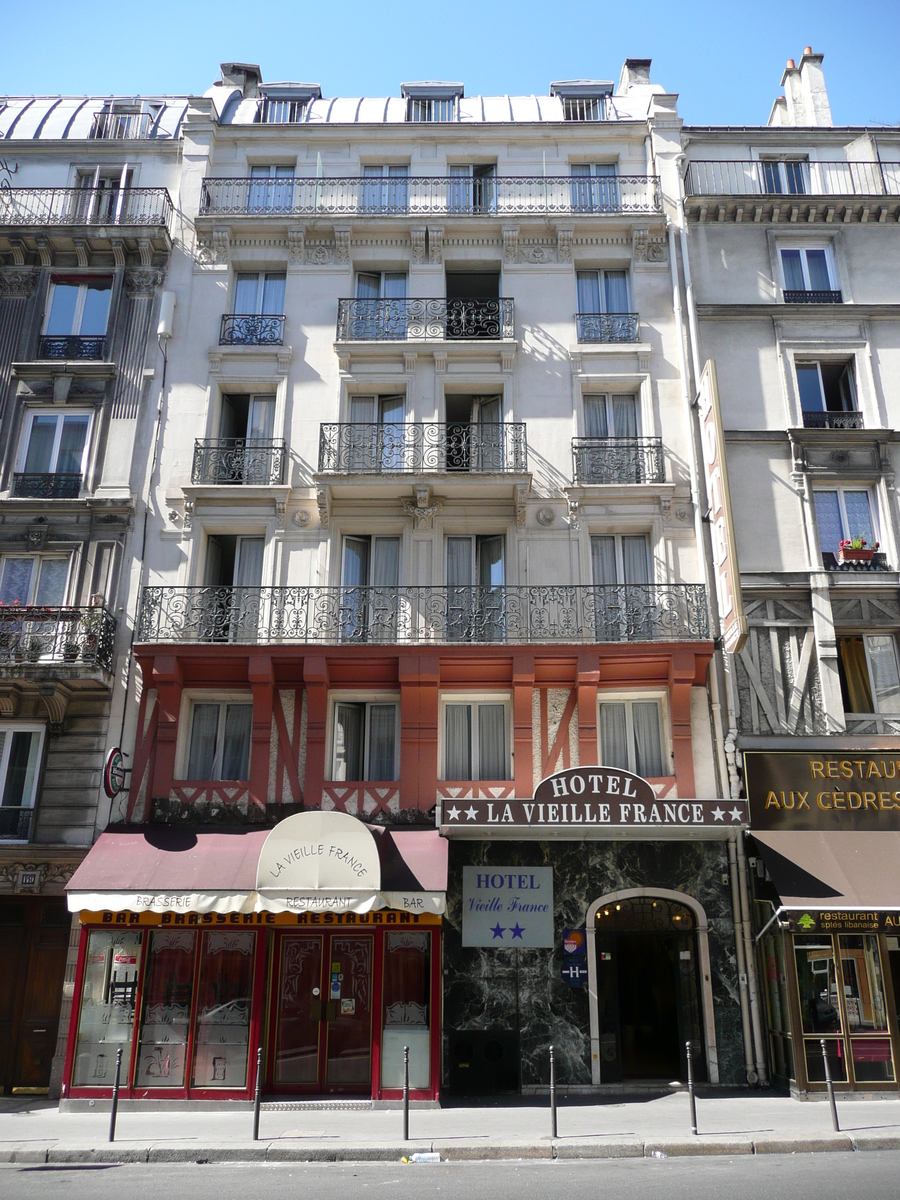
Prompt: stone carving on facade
<box><xmin>334</xmin><ymin>228</ymin><xmax>351</xmax><ymax>265</ymax></box>
<box><xmin>0</xmin><ymin>267</ymin><xmax>38</xmax><ymax>298</ymax></box>
<box><xmin>502</xmin><ymin>228</ymin><xmax>519</xmax><ymax>265</ymax></box>
<box><xmin>316</xmin><ymin>485</ymin><xmax>329</xmax><ymax>529</ymax></box>
<box><xmin>567</xmin><ymin>497</ymin><xmax>580</xmax><ymax>530</ymax></box>
<box><xmin>0</xmin><ymin>860</ymin><xmax>78</xmax><ymax>894</ymax></box>
<box><xmin>306</xmin><ymin>242</ymin><xmax>335</xmax><ymax>265</ymax></box>
<box><xmin>28</xmin><ymin>523</ymin><xmax>48</xmax><ymax>549</ymax></box>
<box><xmin>633</xmin><ymin>228</ymin><xmax>667</xmax><ymax>264</ymax></box>
<box><xmin>288</xmin><ymin>227</ymin><xmax>305</xmax><ymax>266</ymax></box>
<box><xmin>196</xmin><ymin>229</ymin><xmax>230</xmax><ymax>267</ymax></box>
<box><xmin>35</xmin><ymin>238</ymin><xmax>52</xmax><ymax>267</ymax></box>
<box><xmin>402</xmin><ymin>496</ymin><xmax>443</xmax><ymax>531</ymax></box>
<box><xmin>125</xmin><ymin>268</ymin><xmax>165</xmax><ymax>298</ymax></box>
<box><xmin>536</xmin><ymin>507</ymin><xmax>555</xmax><ymax>526</ymax></box>
<box><xmin>293</xmin><ymin>508</ymin><xmax>311</xmax><ymax>527</ymax></box>
<box><xmin>515</xmin><ymin>484</ymin><xmax>528</xmax><ymax>528</ymax></box>
<box><xmin>556</xmin><ymin>228</ymin><xmax>574</xmax><ymax>263</ymax></box>
<box><xmin>428</xmin><ymin>227</ymin><xmax>443</xmax><ymax>264</ymax></box>
<box><xmin>7</xmin><ymin>238</ymin><xmax>26</xmax><ymax>266</ymax></box>
<box><xmin>183</xmin><ymin>499</ymin><xmax>194</xmax><ymax>531</ymax></box>
<box><xmin>410</xmin><ymin>228</ymin><xmax>427</xmax><ymax>264</ymax></box>
<box><xmin>520</xmin><ymin>242</ymin><xmax>554</xmax><ymax>264</ymax></box>
<box><xmin>109</xmin><ymin>239</ymin><xmax>126</xmax><ymax>268</ymax></box>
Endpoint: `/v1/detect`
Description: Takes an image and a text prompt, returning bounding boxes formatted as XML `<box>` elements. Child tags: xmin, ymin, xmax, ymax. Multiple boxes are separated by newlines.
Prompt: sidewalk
<box><xmin>2</xmin><ymin>1091</ymin><xmax>900</xmax><ymax>1163</ymax></box>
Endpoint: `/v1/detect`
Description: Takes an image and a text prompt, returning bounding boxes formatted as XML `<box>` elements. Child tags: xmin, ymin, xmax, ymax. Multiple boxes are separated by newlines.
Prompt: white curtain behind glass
<box><xmin>576</xmin><ymin>271</ymin><xmax>601</xmax><ymax>314</ymax></box>
<box><xmin>604</xmin><ymin>271</ymin><xmax>629</xmax><ymax>313</ymax></box>
<box><xmin>187</xmin><ymin>704</ymin><xmax>219</xmax><ymax>778</ymax></box>
<box><xmin>591</xmin><ymin>536</ymin><xmax>618</xmax><ymax>585</ymax></box>
<box><xmin>632</xmin><ymin>702</ymin><xmax>664</xmax><ymax>776</ymax></box>
<box><xmin>334</xmin><ymin>703</ymin><xmax>365</xmax><ymax>780</ymax></box>
<box><xmin>235</xmin><ymin>539</ymin><xmax>264</xmax><ymax>588</ymax></box>
<box><xmin>367</xmin><ymin>704</ymin><xmax>397</xmax><ymax>779</ymax></box>
<box><xmin>444</xmin><ymin>704</ymin><xmax>471</xmax><ymax>779</ymax></box>
<box><xmin>611</xmin><ymin>395</ymin><xmax>638</xmax><ymax>438</ymax></box>
<box><xmin>584</xmin><ymin>397</ymin><xmax>608</xmax><ymax>438</ymax></box>
<box><xmin>599</xmin><ymin>703</ymin><xmax>629</xmax><ymax>770</ymax></box>
<box><xmin>622</xmin><ymin>536</ymin><xmax>651</xmax><ymax>585</ymax></box>
<box><xmin>221</xmin><ymin>704</ymin><xmax>252</xmax><ymax>779</ymax></box>
<box><xmin>478</xmin><ymin>704</ymin><xmax>507</xmax><ymax>779</ymax></box>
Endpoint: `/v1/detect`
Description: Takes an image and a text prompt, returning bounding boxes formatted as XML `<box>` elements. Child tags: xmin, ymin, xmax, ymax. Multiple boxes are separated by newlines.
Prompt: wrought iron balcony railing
<box><xmin>219</xmin><ymin>314</ymin><xmax>285</xmax><ymax>346</ymax></box>
<box><xmin>12</xmin><ymin>473</ymin><xmax>81</xmax><ymax>499</ymax></box>
<box><xmin>39</xmin><ymin>335</ymin><xmax>106</xmax><ymax>360</ymax></box>
<box><xmin>576</xmin><ymin>313</ymin><xmax>640</xmax><ymax>343</ymax></box>
<box><xmin>783</xmin><ymin>289</ymin><xmax>843</xmax><ymax>304</ymax></box>
<box><xmin>199</xmin><ymin>175</ymin><xmax>662</xmax><ymax>217</ymax></box>
<box><xmin>0</xmin><ymin>605</ymin><xmax>116</xmax><ymax>672</ymax></box>
<box><xmin>137</xmin><ymin>583</ymin><xmax>709</xmax><ymax>646</ymax></box>
<box><xmin>0</xmin><ymin>807</ymin><xmax>32</xmax><ymax>841</ymax></box>
<box><xmin>318</xmin><ymin>422</ymin><xmax>527</xmax><ymax>474</ymax></box>
<box><xmin>90</xmin><ymin>111</ymin><xmax>153</xmax><ymax>140</ymax></box>
<box><xmin>192</xmin><ymin>439</ymin><xmax>286</xmax><ymax>485</ymax></box>
<box><xmin>572</xmin><ymin>438</ymin><xmax>665</xmax><ymax>485</ymax></box>
<box><xmin>801</xmin><ymin>411</ymin><xmax>864</xmax><ymax>430</ymax></box>
<box><xmin>0</xmin><ymin>187</ymin><xmax>173</xmax><ymax>229</ymax></box>
<box><xmin>337</xmin><ymin>298</ymin><xmax>514</xmax><ymax>342</ymax></box>
<box><xmin>684</xmin><ymin>160</ymin><xmax>900</xmax><ymax>198</ymax></box>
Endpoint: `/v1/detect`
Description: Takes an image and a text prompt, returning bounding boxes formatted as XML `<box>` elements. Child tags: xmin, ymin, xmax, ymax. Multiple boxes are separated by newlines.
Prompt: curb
<box><xmin>2</xmin><ymin>1134</ymin><xmax>900</xmax><ymax>1164</ymax></box>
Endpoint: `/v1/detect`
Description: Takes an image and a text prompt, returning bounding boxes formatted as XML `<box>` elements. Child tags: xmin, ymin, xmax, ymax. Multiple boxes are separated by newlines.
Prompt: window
<box><xmin>442</xmin><ymin>699</ymin><xmax>509</xmax><ymax>780</ymax></box>
<box><xmin>210</xmin><ymin>394</ymin><xmax>279</xmax><ymax>485</ymax></box>
<box><xmin>233</xmin><ymin>272</ymin><xmax>286</xmax><ymax>316</ymax></box>
<box><xmin>204</xmin><ymin>536</ymin><xmax>265</xmax><ymax>641</ymax></box>
<box><xmin>0</xmin><ymin>555</ymin><xmax>69</xmax><ymax>607</ymax></box>
<box><xmin>591</xmin><ymin>534</ymin><xmax>652</xmax><ymax>585</ymax></box>
<box><xmin>74</xmin><ymin>165</ymin><xmax>134</xmax><ymax>222</ymax></box>
<box><xmin>446</xmin><ymin>535</ymin><xmax>504</xmax><ymax>642</ymax></box>
<box><xmin>186</xmin><ymin>701</ymin><xmax>252</xmax><ymax>780</ymax></box>
<box><xmin>562</xmin><ymin>96</ymin><xmax>606</xmax><ymax>121</ymax></box>
<box><xmin>248</xmin><ymin>165</ymin><xmax>294</xmax><ymax>211</ymax></box>
<box><xmin>761</xmin><ymin>159</ymin><xmax>808</xmax><ymax>195</ymax></box>
<box><xmin>407</xmin><ymin>97</ymin><xmax>456</xmax><ymax>122</ymax></box>
<box><xmin>577</xmin><ymin>271</ymin><xmax>630</xmax><ymax>316</ymax></box>
<box><xmin>360</xmin><ymin>166</ymin><xmax>410</xmax><ymax>213</ymax></box>
<box><xmin>599</xmin><ymin>697</ymin><xmax>665</xmax><ymax>777</ymax></box>
<box><xmin>17</xmin><ymin>409</ymin><xmax>91</xmax><ymax>491</ymax></box>
<box><xmin>591</xmin><ymin>534</ymin><xmax>653</xmax><ymax>640</ymax></box>
<box><xmin>780</xmin><ymin>247</ymin><xmax>837</xmax><ymax>298</ymax></box>
<box><xmin>345</xmin><ymin>395</ymin><xmax>406</xmax><ymax>472</ymax></box>
<box><xmin>42</xmin><ymin>277</ymin><xmax>112</xmax><ymax>352</ymax></box>
<box><xmin>838</xmin><ymin>635</ymin><xmax>900</xmax><ymax>715</ymax></box>
<box><xmin>341</xmin><ymin>535</ymin><xmax>400</xmax><ymax>641</ymax></box>
<box><xmin>444</xmin><ymin>395</ymin><xmax>504</xmax><ymax>472</ymax></box>
<box><xmin>257</xmin><ymin>98</ymin><xmax>308</xmax><ymax>124</ymax></box>
<box><xmin>570</xmin><ymin>163</ymin><xmax>618</xmax><ymax>211</ymax></box>
<box><xmin>584</xmin><ymin>394</ymin><xmax>640</xmax><ymax>438</ymax></box>
<box><xmin>814</xmin><ymin>488</ymin><xmax>877</xmax><ymax>559</ymax></box>
<box><xmin>0</xmin><ymin>725</ymin><xmax>44</xmax><ymax>839</ymax></box>
<box><xmin>91</xmin><ymin>104</ymin><xmax>153</xmax><ymax>140</ymax></box>
<box><xmin>797</xmin><ymin>361</ymin><xmax>857</xmax><ymax>428</ymax></box>
<box><xmin>352</xmin><ymin>272</ymin><xmax>408</xmax><ymax>339</ymax></box>
<box><xmin>449</xmin><ymin>165</ymin><xmax>497</xmax><ymax>214</ymax></box>
<box><xmin>331</xmin><ymin>699</ymin><xmax>399</xmax><ymax>780</ymax></box>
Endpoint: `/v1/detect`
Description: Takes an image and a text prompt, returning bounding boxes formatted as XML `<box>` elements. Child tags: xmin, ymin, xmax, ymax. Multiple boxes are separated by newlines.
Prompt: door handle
<box><xmin>309</xmin><ymin>1000</ymin><xmax>323</xmax><ymax>1023</ymax></box>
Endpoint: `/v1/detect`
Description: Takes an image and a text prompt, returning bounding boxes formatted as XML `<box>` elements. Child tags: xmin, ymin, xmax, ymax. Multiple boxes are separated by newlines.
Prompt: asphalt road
<box><xmin>2</xmin><ymin>1154</ymin><xmax>900</xmax><ymax>1200</ymax></box>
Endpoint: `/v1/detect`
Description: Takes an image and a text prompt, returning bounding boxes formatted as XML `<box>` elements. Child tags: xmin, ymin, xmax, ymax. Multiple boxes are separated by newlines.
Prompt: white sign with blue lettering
<box><xmin>461</xmin><ymin>866</ymin><xmax>554</xmax><ymax>948</ymax></box>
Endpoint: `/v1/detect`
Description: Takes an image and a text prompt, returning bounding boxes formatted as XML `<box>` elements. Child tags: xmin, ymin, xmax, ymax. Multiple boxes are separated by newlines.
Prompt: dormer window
<box><xmin>551</xmin><ymin>81</ymin><xmax>612</xmax><ymax>122</ymax></box>
<box><xmin>255</xmin><ymin>85</ymin><xmax>321</xmax><ymax>124</ymax></box>
<box><xmin>90</xmin><ymin>102</ymin><xmax>155</xmax><ymax>140</ymax></box>
<box><xmin>402</xmin><ymin>84</ymin><xmax>462</xmax><ymax>123</ymax></box>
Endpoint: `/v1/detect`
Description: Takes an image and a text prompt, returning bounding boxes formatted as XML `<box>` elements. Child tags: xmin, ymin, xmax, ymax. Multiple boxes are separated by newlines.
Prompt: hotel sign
<box><xmin>744</xmin><ymin>752</ymin><xmax>900</xmax><ymax>830</ymax></box>
<box><xmin>462</xmin><ymin>865</ymin><xmax>554</xmax><ymax>948</ymax></box>
<box><xmin>785</xmin><ymin>911</ymin><xmax>900</xmax><ymax>934</ymax></box>
<box><xmin>697</xmin><ymin>360</ymin><xmax>747</xmax><ymax>654</ymax></box>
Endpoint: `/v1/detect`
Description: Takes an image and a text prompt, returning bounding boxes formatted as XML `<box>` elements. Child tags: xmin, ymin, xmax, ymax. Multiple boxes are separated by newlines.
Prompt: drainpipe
<box><xmin>737</xmin><ymin>833</ymin><xmax>769</xmax><ymax>1084</ymax></box>
<box><xmin>727</xmin><ymin>835</ymin><xmax>755</xmax><ymax>1083</ymax></box>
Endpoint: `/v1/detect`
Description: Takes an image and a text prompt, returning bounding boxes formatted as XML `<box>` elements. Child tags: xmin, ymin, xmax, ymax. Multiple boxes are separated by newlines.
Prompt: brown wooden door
<box><xmin>0</xmin><ymin>898</ymin><xmax>69</xmax><ymax>1094</ymax></box>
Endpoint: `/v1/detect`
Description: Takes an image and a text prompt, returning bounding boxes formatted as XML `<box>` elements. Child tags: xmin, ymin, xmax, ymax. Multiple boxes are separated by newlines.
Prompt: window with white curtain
<box><xmin>360</xmin><ymin>165</ymin><xmax>410</xmax><ymax>212</ymax></box>
<box><xmin>340</xmin><ymin>535</ymin><xmax>401</xmax><ymax>642</ymax></box>
<box><xmin>346</xmin><ymin>395</ymin><xmax>406</xmax><ymax>472</ymax></box>
<box><xmin>186</xmin><ymin>701</ymin><xmax>252</xmax><ymax>781</ymax></box>
<box><xmin>331</xmin><ymin>699</ymin><xmax>399</xmax><ymax>781</ymax></box>
<box><xmin>813</xmin><ymin>488</ymin><xmax>878</xmax><ymax>557</ymax></box>
<box><xmin>576</xmin><ymin>270</ymin><xmax>630</xmax><ymax>315</ymax></box>
<box><xmin>248</xmin><ymin>164</ymin><xmax>294</xmax><ymax>211</ymax></box>
<box><xmin>583</xmin><ymin>394</ymin><xmax>640</xmax><ymax>439</ymax></box>
<box><xmin>232</xmin><ymin>272</ymin><xmax>286</xmax><ymax>315</ymax></box>
<box><xmin>17</xmin><ymin>409</ymin><xmax>91</xmax><ymax>480</ymax></box>
<box><xmin>779</xmin><ymin>247</ymin><xmax>836</xmax><ymax>294</ymax></box>
<box><xmin>599</xmin><ymin>697</ymin><xmax>666</xmax><ymax>777</ymax></box>
<box><xmin>441</xmin><ymin>699</ymin><xmax>510</xmax><ymax>781</ymax></box>
<box><xmin>590</xmin><ymin>534</ymin><xmax>652</xmax><ymax>585</ymax></box>
<box><xmin>0</xmin><ymin>555</ymin><xmax>70</xmax><ymax>607</ymax></box>
<box><xmin>570</xmin><ymin>163</ymin><xmax>619</xmax><ymax>211</ymax></box>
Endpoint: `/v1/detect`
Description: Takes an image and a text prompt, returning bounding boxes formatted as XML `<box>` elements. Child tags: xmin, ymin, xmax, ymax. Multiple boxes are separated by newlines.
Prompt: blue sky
<box><xmin>5</xmin><ymin>0</ymin><xmax>900</xmax><ymax>127</ymax></box>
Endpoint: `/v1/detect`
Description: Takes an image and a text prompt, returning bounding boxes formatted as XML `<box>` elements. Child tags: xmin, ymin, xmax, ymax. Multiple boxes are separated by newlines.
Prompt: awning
<box><xmin>752</xmin><ymin>830</ymin><xmax>900</xmax><ymax>910</ymax></box>
<box><xmin>67</xmin><ymin>813</ymin><xmax>448</xmax><ymax>917</ymax></box>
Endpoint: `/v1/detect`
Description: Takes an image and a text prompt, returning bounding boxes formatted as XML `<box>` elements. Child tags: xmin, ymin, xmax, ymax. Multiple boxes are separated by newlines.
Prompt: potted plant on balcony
<box><xmin>839</xmin><ymin>535</ymin><xmax>878</xmax><ymax>563</ymax></box>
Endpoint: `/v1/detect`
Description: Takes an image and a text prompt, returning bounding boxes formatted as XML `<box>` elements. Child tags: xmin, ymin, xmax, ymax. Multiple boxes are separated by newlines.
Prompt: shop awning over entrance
<box><xmin>66</xmin><ymin>814</ymin><xmax>448</xmax><ymax>917</ymax></box>
<box><xmin>752</xmin><ymin>830</ymin><xmax>900</xmax><ymax>910</ymax></box>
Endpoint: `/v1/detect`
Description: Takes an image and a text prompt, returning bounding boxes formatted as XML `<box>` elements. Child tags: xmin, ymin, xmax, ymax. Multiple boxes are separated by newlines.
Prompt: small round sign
<box><xmin>103</xmin><ymin>747</ymin><xmax>127</xmax><ymax>799</ymax></box>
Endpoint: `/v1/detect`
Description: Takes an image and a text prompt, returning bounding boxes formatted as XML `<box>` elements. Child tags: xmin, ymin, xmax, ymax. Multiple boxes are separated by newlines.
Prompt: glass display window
<box><xmin>381</xmin><ymin>930</ymin><xmax>431</xmax><ymax>1088</ymax></box>
<box><xmin>191</xmin><ymin>930</ymin><xmax>255</xmax><ymax>1089</ymax></box>
<box><xmin>71</xmin><ymin>928</ymin><xmax>143</xmax><ymax>1087</ymax></box>
<box><xmin>134</xmin><ymin>930</ymin><xmax>197</xmax><ymax>1089</ymax></box>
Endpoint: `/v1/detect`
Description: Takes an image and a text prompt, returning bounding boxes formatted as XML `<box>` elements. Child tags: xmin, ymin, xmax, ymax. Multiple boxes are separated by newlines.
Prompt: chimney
<box><xmin>219</xmin><ymin>62</ymin><xmax>262</xmax><ymax>99</ymax></box>
<box><xmin>616</xmin><ymin>59</ymin><xmax>652</xmax><ymax>93</ymax></box>
<box><xmin>768</xmin><ymin>48</ymin><xmax>832</xmax><ymax>127</ymax></box>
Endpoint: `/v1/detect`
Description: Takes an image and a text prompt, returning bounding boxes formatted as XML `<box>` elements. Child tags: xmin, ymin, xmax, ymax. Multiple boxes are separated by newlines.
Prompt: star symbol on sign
<box><xmin>464</xmin><ymin>806</ymin><xmax>479</xmax><ymax>821</ymax></box>
<box><xmin>510</xmin><ymin>923</ymin><xmax>525</xmax><ymax>940</ymax></box>
<box><xmin>712</xmin><ymin>807</ymin><xmax>725</xmax><ymax>821</ymax></box>
<box><xmin>447</xmin><ymin>806</ymin><xmax>461</xmax><ymax>821</ymax></box>
<box><xmin>729</xmin><ymin>807</ymin><xmax>744</xmax><ymax>822</ymax></box>
<box><xmin>490</xmin><ymin>923</ymin><xmax>506</xmax><ymax>939</ymax></box>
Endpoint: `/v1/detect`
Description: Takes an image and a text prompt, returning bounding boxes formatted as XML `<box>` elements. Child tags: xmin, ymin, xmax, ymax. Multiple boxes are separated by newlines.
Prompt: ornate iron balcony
<box><xmin>0</xmin><ymin>187</ymin><xmax>173</xmax><ymax>229</ymax></box>
<box><xmin>137</xmin><ymin>583</ymin><xmax>709</xmax><ymax>646</ymax></box>
<box><xmin>0</xmin><ymin>807</ymin><xmax>32</xmax><ymax>841</ymax></box>
<box><xmin>783</xmin><ymin>289</ymin><xmax>843</xmax><ymax>304</ymax></box>
<box><xmin>576</xmin><ymin>313</ymin><xmax>640</xmax><ymax>343</ymax></box>
<box><xmin>0</xmin><ymin>605</ymin><xmax>116</xmax><ymax>672</ymax></box>
<box><xmin>572</xmin><ymin>438</ymin><xmax>665</xmax><ymax>485</ymax></box>
<box><xmin>336</xmin><ymin>298</ymin><xmax>514</xmax><ymax>342</ymax></box>
<box><xmin>12</xmin><ymin>473</ymin><xmax>81</xmax><ymax>499</ymax></box>
<box><xmin>801</xmin><ymin>411</ymin><xmax>864</xmax><ymax>430</ymax></box>
<box><xmin>192</xmin><ymin>439</ymin><xmax>286</xmax><ymax>485</ymax></box>
<box><xmin>219</xmin><ymin>314</ymin><xmax>285</xmax><ymax>346</ymax></box>
<box><xmin>39</xmin><ymin>335</ymin><xmax>106</xmax><ymax>360</ymax></box>
<box><xmin>318</xmin><ymin>422</ymin><xmax>527</xmax><ymax>474</ymax></box>
<box><xmin>199</xmin><ymin>175</ymin><xmax>662</xmax><ymax>217</ymax></box>
<box><xmin>90</xmin><ymin>111</ymin><xmax>152</xmax><ymax>139</ymax></box>
<box><xmin>685</xmin><ymin>160</ymin><xmax>900</xmax><ymax>197</ymax></box>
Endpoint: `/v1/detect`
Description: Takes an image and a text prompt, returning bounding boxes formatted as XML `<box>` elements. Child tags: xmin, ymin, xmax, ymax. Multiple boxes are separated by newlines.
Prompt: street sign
<box><xmin>560</xmin><ymin>960</ymin><xmax>589</xmax><ymax>987</ymax></box>
<box><xmin>103</xmin><ymin>747</ymin><xmax>128</xmax><ymax>799</ymax></box>
<box><xmin>563</xmin><ymin>928</ymin><xmax>586</xmax><ymax>955</ymax></box>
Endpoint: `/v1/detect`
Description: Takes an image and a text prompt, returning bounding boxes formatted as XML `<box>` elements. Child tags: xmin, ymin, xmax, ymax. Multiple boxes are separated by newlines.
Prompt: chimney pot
<box><xmin>804</xmin><ymin>46</ymin><xmax>813</xmax><ymax>56</ymax></box>
<box><xmin>786</xmin><ymin>58</ymin><xmax>795</xmax><ymax>69</ymax></box>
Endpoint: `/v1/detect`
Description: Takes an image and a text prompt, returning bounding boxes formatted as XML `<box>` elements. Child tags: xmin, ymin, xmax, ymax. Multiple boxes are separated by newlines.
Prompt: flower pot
<box><xmin>839</xmin><ymin>548</ymin><xmax>875</xmax><ymax>563</ymax></box>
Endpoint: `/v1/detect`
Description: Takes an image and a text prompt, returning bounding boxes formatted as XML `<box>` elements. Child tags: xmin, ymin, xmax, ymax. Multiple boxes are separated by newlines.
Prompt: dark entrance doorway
<box><xmin>594</xmin><ymin>895</ymin><xmax>705</xmax><ymax>1083</ymax></box>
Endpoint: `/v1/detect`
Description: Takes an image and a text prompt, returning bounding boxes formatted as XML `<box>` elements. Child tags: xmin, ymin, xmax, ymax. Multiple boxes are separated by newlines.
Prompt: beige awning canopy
<box><xmin>752</xmin><ymin>830</ymin><xmax>900</xmax><ymax>910</ymax></box>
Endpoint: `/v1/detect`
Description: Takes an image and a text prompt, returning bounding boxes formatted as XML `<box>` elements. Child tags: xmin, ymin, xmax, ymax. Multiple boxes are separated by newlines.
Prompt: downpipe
<box><xmin>737</xmin><ymin>833</ymin><xmax>769</xmax><ymax>1085</ymax></box>
<box><xmin>728</xmin><ymin>835</ymin><xmax>756</xmax><ymax>1083</ymax></box>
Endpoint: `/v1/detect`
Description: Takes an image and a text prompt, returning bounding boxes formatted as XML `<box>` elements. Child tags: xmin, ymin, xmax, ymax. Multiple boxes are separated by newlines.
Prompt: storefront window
<box><xmin>839</xmin><ymin>935</ymin><xmax>895</xmax><ymax>1084</ymax></box>
<box><xmin>191</xmin><ymin>930</ymin><xmax>255</xmax><ymax>1089</ymax></box>
<box><xmin>795</xmin><ymin>936</ymin><xmax>842</xmax><ymax>1035</ymax></box>
<box><xmin>135</xmin><ymin>930</ymin><xmax>196</xmax><ymax>1088</ymax></box>
<box><xmin>72</xmin><ymin>929</ymin><xmax>142</xmax><ymax>1087</ymax></box>
<box><xmin>381</xmin><ymin>930</ymin><xmax>431</xmax><ymax>1088</ymax></box>
<box><xmin>761</xmin><ymin>928</ymin><xmax>793</xmax><ymax>1081</ymax></box>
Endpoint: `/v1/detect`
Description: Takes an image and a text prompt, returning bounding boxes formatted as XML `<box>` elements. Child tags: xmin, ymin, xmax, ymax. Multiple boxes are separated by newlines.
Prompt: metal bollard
<box><xmin>549</xmin><ymin>1044</ymin><xmax>557</xmax><ymax>1139</ymax></box>
<box><xmin>108</xmin><ymin>1047</ymin><xmax>123</xmax><ymax>1143</ymax></box>
<box><xmin>686</xmin><ymin>1041</ymin><xmax>698</xmax><ymax>1136</ymax></box>
<box><xmin>252</xmin><ymin>1046</ymin><xmax>264</xmax><ymax>1141</ymax></box>
<box><xmin>819</xmin><ymin>1039</ymin><xmax>840</xmax><ymax>1132</ymax></box>
<box><xmin>403</xmin><ymin>1045</ymin><xmax>410</xmax><ymax>1142</ymax></box>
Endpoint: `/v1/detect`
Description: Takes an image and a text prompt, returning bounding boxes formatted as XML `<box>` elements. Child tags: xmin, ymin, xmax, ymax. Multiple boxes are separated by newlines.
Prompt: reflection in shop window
<box><xmin>191</xmin><ymin>930</ymin><xmax>255</xmax><ymax>1089</ymax></box>
<box><xmin>72</xmin><ymin>929</ymin><xmax>143</xmax><ymax>1087</ymax></box>
<box><xmin>381</xmin><ymin>931</ymin><xmax>430</xmax><ymax>1088</ymax></box>
<box><xmin>135</xmin><ymin>930</ymin><xmax>196</xmax><ymax>1088</ymax></box>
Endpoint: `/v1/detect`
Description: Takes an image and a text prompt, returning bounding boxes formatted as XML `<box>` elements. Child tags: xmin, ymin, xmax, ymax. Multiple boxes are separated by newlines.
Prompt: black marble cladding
<box><xmin>442</xmin><ymin>838</ymin><xmax>746</xmax><ymax>1090</ymax></box>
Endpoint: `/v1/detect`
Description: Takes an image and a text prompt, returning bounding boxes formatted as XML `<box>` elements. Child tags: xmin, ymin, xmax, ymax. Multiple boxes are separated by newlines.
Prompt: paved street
<box><xmin>3</xmin><ymin>1154</ymin><xmax>900</xmax><ymax>1200</ymax></box>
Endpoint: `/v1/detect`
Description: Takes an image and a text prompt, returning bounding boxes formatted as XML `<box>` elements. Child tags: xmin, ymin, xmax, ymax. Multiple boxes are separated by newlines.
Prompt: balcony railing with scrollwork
<box><xmin>783</xmin><ymin>289</ymin><xmax>843</xmax><ymax>304</ymax></box>
<box><xmin>192</xmin><ymin>439</ymin><xmax>286</xmax><ymax>484</ymax></box>
<box><xmin>90</xmin><ymin>111</ymin><xmax>152</xmax><ymax>140</ymax></box>
<box><xmin>0</xmin><ymin>605</ymin><xmax>116</xmax><ymax>672</ymax></box>
<box><xmin>336</xmin><ymin>298</ymin><xmax>514</xmax><ymax>342</ymax></box>
<box><xmin>318</xmin><ymin>423</ymin><xmax>527</xmax><ymax>474</ymax></box>
<box><xmin>199</xmin><ymin>175</ymin><xmax>662</xmax><ymax>217</ymax></box>
<box><xmin>0</xmin><ymin>807</ymin><xmax>32</xmax><ymax>841</ymax></box>
<box><xmin>137</xmin><ymin>584</ymin><xmax>709</xmax><ymax>646</ymax></box>
<box><xmin>572</xmin><ymin>438</ymin><xmax>665</xmax><ymax>485</ymax></box>
<box><xmin>801</xmin><ymin>411</ymin><xmax>864</xmax><ymax>430</ymax></box>
<box><xmin>576</xmin><ymin>313</ymin><xmax>640</xmax><ymax>343</ymax></box>
<box><xmin>39</xmin><ymin>335</ymin><xmax>106</xmax><ymax>360</ymax></box>
<box><xmin>219</xmin><ymin>314</ymin><xmax>285</xmax><ymax>346</ymax></box>
<box><xmin>0</xmin><ymin>187</ymin><xmax>173</xmax><ymax>230</ymax></box>
<box><xmin>12</xmin><ymin>473</ymin><xmax>81</xmax><ymax>499</ymax></box>
<box><xmin>684</xmin><ymin>160</ymin><xmax>900</xmax><ymax>197</ymax></box>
